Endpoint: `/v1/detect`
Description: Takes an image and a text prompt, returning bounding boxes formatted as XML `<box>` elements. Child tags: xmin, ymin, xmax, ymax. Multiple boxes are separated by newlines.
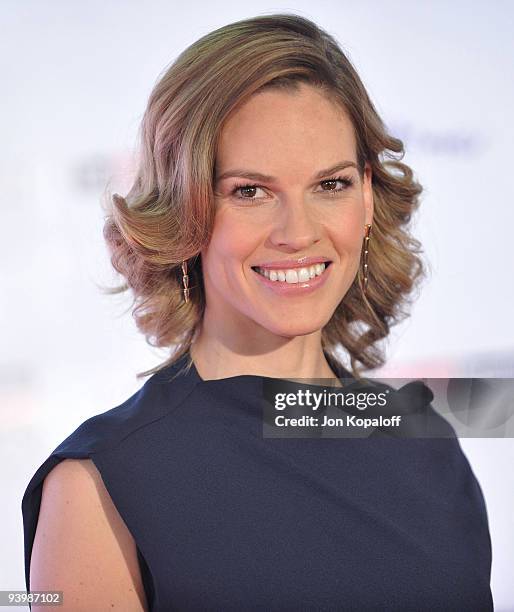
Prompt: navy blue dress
<box><xmin>22</xmin><ymin>351</ymin><xmax>493</xmax><ymax>610</ymax></box>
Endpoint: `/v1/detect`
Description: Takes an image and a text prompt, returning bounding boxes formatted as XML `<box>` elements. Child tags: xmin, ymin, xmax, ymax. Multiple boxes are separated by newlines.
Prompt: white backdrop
<box><xmin>1</xmin><ymin>1</ymin><xmax>513</xmax><ymax>609</ymax></box>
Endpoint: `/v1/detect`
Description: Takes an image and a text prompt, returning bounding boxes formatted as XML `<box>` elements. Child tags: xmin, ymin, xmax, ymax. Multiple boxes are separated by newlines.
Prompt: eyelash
<box><xmin>230</xmin><ymin>176</ymin><xmax>355</xmax><ymax>202</ymax></box>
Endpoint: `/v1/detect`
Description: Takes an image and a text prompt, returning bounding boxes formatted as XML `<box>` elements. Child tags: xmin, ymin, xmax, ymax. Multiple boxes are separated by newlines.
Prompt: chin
<box><xmin>256</xmin><ymin>317</ymin><xmax>328</xmax><ymax>338</ymax></box>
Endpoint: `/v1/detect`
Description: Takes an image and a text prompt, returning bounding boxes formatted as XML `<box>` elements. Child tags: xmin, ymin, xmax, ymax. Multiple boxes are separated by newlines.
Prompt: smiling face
<box><xmin>200</xmin><ymin>82</ymin><xmax>373</xmax><ymax>343</ymax></box>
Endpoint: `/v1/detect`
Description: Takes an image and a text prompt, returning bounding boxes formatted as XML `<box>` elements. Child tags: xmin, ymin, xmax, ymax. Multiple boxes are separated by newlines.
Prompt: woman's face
<box><xmin>201</xmin><ymin>82</ymin><xmax>373</xmax><ymax>341</ymax></box>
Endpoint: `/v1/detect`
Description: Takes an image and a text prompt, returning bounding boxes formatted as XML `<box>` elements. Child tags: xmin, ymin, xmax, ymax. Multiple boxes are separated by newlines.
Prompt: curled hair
<box><xmin>101</xmin><ymin>13</ymin><xmax>426</xmax><ymax>380</ymax></box>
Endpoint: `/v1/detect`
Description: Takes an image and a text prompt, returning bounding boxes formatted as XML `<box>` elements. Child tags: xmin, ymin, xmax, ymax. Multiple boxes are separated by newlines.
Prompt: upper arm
<box><xmin>30</xmin><ymin>458</ymin><xmax>148</xmax><ymax>611</ymax></box>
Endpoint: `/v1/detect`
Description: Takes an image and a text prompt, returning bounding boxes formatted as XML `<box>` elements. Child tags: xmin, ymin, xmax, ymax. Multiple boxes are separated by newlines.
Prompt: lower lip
<box><xmin>251</xmin><ymin>264</ymin><xmax>332</xmax><ymax>297</ymax></box>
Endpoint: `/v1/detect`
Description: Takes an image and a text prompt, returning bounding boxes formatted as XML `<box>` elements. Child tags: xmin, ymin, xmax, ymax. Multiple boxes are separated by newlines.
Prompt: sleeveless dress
<box><xmin>22</xmin><ymin>351</ymin><xmax>494</xmax><ymax>611</ymax></box>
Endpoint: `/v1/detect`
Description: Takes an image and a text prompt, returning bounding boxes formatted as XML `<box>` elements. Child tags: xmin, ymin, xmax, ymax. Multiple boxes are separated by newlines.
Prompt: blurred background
<box><xmin>1</xmin><ymin>0</ymin><xmax>513</xmax><ymax>609</ymax></box>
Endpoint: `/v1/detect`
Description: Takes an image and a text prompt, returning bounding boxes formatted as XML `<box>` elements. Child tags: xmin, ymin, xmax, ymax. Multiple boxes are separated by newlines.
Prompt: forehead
<box><xmin>216</xmin><ymin>84</ymin><xmax>356</xmax><ymax>173</ymax></box>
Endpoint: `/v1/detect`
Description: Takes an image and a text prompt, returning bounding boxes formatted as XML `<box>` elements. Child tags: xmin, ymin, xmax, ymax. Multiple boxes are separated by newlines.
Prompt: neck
<box><xmin>189</xmin><ymin>333</ymin><xmax>343</xmax><ymax>386</ymax></box>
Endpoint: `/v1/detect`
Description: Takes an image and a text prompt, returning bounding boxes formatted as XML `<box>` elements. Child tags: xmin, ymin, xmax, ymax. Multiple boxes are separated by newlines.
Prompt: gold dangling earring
<box><xmin>181</xmin><ymin>260</ymin><xmax>190</xmax><ymax>303</ymax></box>
<box><xmin>362</xmin><ymin>224</ymin><xmax>372</xmax><ymax>296</ymax></box>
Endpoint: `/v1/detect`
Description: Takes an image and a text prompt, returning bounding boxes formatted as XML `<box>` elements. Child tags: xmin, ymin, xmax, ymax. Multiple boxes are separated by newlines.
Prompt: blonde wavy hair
<box><xmin>101</xmin><ymin>13</ymin><xmax>426</xmax><ymax>380</ymax></box>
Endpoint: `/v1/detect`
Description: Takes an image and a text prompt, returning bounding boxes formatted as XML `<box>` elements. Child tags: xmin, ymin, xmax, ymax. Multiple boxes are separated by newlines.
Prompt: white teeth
<box><xmin>286</xmin><ymin>269</ymin><xmax>299</xmax><ymax>283</ymax></box>
<box><xmin>256</xmin><ymin>263</ymin><xmax>327</xmax><ymax>283</ymax></box>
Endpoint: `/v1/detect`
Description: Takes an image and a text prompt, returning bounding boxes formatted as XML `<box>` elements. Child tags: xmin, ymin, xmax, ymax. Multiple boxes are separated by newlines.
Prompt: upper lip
<box><xmin>252</xmin><ymin>257</ymin><xmax>332</xmax><ymax>270</ymax></box>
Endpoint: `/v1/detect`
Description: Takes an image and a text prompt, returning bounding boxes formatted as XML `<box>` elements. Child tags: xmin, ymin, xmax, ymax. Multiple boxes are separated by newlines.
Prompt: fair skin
<box><xmin>191</xmin><ymin>82</ymin><xmax>374</xmax><ymax>382</ymax></box>
<box><xmin>30</xmin><ymin>459</ymin><xmax>147</xmax><ymax>611</ymax></box>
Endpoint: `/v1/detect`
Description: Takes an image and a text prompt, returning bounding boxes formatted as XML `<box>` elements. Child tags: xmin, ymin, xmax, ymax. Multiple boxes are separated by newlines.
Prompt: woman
<box><xmin>22</xmin><ymin>13</ymin><xmax>493</xmax><ymax>611</ymax></box>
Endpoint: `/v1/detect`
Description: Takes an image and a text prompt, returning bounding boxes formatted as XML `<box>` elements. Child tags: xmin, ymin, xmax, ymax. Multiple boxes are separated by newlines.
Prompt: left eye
<box><xmin>318</xmin><ymin>177</ymin><xmax>354</xmax><ymax>193</ymax></box>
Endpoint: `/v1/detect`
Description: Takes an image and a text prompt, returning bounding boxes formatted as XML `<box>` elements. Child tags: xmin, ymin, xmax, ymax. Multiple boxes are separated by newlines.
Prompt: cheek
<box><xmin>328</xmin><ymin>203</ymin><xmax>366</xmax><ymax>256</ymax></box>
<box><xmin>203</xmin><ymin>213</ymin><xmax>256</xmax><ymax>275</ymax></box>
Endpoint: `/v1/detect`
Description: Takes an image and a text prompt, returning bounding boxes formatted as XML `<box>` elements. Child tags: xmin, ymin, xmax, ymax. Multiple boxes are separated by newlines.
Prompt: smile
<box><xmin>250</xmin><ymin>262</ymin><xmax>333</xmax><ymax>297</ymax></box>
<box><xmin>252</xmin><ymin>262</ymin><xmax>330</xmax><ymax>283</ymax></box>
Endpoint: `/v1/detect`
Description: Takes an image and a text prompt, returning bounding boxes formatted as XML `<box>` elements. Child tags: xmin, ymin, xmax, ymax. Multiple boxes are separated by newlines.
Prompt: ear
<box><xmin>362</xmin><ymin>161</ymin><xmax>374</xmax><ymax>227</ymax></box>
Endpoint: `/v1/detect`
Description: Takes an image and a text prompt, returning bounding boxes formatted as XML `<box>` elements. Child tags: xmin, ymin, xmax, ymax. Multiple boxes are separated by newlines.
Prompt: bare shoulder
<box><xmin>30</xmin><ymin>458</ymin><xmax>148</xmax><ymax>611</ymax></box>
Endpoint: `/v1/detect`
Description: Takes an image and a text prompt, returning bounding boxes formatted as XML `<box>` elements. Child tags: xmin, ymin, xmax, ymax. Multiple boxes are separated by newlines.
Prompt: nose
<box><xmin>268</xmin><ymin>198</ymin><xmax>322</xmax><ymax>251</ymax></box>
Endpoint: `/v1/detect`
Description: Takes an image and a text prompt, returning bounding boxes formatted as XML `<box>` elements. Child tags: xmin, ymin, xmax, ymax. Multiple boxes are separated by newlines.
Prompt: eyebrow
<box><xmin>215</xmin><ymin>160</ymin><xmax>358</xmax><ymax>183</ymax></box>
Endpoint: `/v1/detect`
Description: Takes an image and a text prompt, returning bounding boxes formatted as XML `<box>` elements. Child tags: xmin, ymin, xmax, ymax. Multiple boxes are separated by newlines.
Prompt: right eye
<box><xmin>231</xmin><ymin>183</ymin><xmax>268</xmax><ymax>202</ymax></box>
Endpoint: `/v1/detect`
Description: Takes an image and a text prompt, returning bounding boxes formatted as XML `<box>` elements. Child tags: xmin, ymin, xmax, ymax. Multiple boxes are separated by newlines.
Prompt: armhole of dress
<box><xmin>136</xmin><ymin>546</ymin><xmax>155</xmax><ymax>610</ymax></box>
<box><xmin>24</xmin><ymin>454</ymin><xmax>157</xmax><ymax>611</ymax></box>
<box><xmin>23</xmin><ymin>454</ymin><xmax>65</xmax><ymax>604</ymax></box>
